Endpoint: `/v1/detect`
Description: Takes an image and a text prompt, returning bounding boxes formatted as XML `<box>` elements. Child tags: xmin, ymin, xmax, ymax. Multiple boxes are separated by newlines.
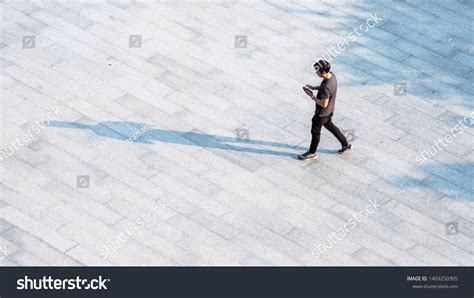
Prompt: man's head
<box><xmin>313</xmin><ymin>60</ymin><xmax>331</xmax><ymax>78</ymax></box>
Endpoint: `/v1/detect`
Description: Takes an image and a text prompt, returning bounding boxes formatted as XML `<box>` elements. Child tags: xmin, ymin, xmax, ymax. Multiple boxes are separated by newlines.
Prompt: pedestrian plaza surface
<box><xmin>0</xmin><ymin>0</ymin><xmax>473</xmax><ymax>266</ymax></box>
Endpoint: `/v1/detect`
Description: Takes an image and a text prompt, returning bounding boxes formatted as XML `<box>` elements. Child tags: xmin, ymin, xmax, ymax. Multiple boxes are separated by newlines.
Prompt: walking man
<box><xmin>299</xmin><ymin>60</ymin><xmax>352</xmax><ymax>160</ymax></box>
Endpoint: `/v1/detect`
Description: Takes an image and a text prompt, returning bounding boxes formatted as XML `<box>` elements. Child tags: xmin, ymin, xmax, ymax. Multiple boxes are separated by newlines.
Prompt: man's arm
<box><xmin>311</xmin><ymin>95</ymin><xmax>329</xmax><ymax>108</ymax></box>
<box><xmin>306</xmin><ymin>85</ymin><xmax>329</xmax><ymax>108</ymax></box>
<box><xmin>305</xmin><ymin>84</ymin><xmax>319</xmax><ymax>90</ymax></box>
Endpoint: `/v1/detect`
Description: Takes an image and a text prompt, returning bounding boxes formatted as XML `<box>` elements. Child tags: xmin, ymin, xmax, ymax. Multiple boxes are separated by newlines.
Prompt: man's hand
<box><xmin>303</xmin><ymin>86</ymin><xmax>313</xmax><ymax>97</ymax></box>
<box><xmin>304</xmin><ymin>85</ymin><xmax>319</xmax><ymax>90</ymax></box>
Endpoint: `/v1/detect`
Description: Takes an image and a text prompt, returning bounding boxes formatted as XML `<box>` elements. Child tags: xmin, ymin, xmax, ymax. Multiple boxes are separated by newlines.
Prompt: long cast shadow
<box><xmin>392</xmin><ymin>162</ymin><xmax>474</xmax><ymax>201</ymax></box>
<box><xmin>48</xmin><ymin>120</ymin><xmax>310</xmax><ymax>158</ymax></box>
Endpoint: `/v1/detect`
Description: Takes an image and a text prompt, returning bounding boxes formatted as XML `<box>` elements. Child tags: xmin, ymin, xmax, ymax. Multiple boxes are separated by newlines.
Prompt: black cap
<box><xmin>313</xmin><ymin>60</ymin><xmax>331</xmax><ymax>72</ymax></box>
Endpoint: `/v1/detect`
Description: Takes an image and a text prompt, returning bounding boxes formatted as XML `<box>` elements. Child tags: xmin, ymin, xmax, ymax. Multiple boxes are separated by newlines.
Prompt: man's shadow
<box><xmin>48</xmin><ymin>120</ymin><xmax>315</xmax><ymax>158</ymax></box>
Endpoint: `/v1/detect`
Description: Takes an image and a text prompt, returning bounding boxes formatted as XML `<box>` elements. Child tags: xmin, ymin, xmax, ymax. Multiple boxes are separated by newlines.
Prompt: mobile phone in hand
<box><xmin>303</xmin><ymin>86</ymin><xmax>313</xmax><ymax>96</ymax></box>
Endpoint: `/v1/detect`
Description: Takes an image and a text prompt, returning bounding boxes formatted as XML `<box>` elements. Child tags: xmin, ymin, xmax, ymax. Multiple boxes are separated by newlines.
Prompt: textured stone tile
<box><xmin>0</xmin><ymin>184</ymin><xmax>69</xmax><ymax>230</ymax></box>
<box><xmin>394</xmin><ymin>222</ymin><xmax>472</xmax><ymax>265</ymax></box>
<box><xmin>3</xmin><ymin>228</ymin><xmax>79</xmax><ymax>266</ymax></box>
<box><xmin>352</xmin><ymin>248</ymin><xmax>395</xmax><ymax>265</ymax></box>
<box><xmin>0</xmin><ymin>206</ymin><xmax>76</xmax><ymax>253</ymax></box>
<box><xmin>0</xmin><ymin>0</ymin><xmax>471</xmax><ymax>266</ymax></box>
<box><xmin>231</xmin><ymin>234</ymin><xmax>300</xmax><ymax>266</ymax></box>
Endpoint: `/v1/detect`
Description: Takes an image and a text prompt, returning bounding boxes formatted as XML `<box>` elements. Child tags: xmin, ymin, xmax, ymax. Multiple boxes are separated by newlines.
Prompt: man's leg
<box><xmin>309</xmin><ymin>115</ymin><xmax>326</xmax><ymax>153</ymax></box>
<box><xmin>323</xmin><ymin>116</ymin><xmax>349</xmax><ymax>147</ymax></box>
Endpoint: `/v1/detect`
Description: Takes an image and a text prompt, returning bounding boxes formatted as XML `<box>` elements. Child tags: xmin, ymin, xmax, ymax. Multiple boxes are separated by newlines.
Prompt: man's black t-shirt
<box><xmin>315</xmin><ymin>72</ymin><xmax>337</xmax><ymax>117</ymax></box>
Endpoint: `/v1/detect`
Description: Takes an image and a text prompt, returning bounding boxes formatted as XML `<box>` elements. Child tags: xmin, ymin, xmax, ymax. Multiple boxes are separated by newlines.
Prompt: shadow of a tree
<box><xmin>269</xmin><ymin>0</ymin><xmax>473</xmax><ymax>108</ymax></box>
<box><xmin>393</xmin><ymin>162</ymin><xmax>473</xmax><ymax>201</ymax></box>
<box><xmin>266</xmin><ymin>0</ymin><xmax>473</xmax><ymax>201</ymax></box>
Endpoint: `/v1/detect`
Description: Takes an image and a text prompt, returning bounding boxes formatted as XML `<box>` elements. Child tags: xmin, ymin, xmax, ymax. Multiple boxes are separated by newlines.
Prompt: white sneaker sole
<box><xmin>298</xmin><ymin>155</ymin><xmax>318</xmax><ymax>160</ymax></box>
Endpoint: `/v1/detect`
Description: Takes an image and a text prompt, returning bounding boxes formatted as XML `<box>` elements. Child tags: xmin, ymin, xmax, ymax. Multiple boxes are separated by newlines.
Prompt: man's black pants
<box><xmin>309</xmin><ymin>113</ymin><xmax>348</xmax><ymax>153</ymax></box>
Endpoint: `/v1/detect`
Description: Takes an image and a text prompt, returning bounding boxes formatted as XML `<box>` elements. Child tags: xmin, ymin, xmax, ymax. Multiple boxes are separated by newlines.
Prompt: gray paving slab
<box><xmin>1</xmin><ymin>0</ymin><xmax>472</xmax><ymax>266</ymax></box>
